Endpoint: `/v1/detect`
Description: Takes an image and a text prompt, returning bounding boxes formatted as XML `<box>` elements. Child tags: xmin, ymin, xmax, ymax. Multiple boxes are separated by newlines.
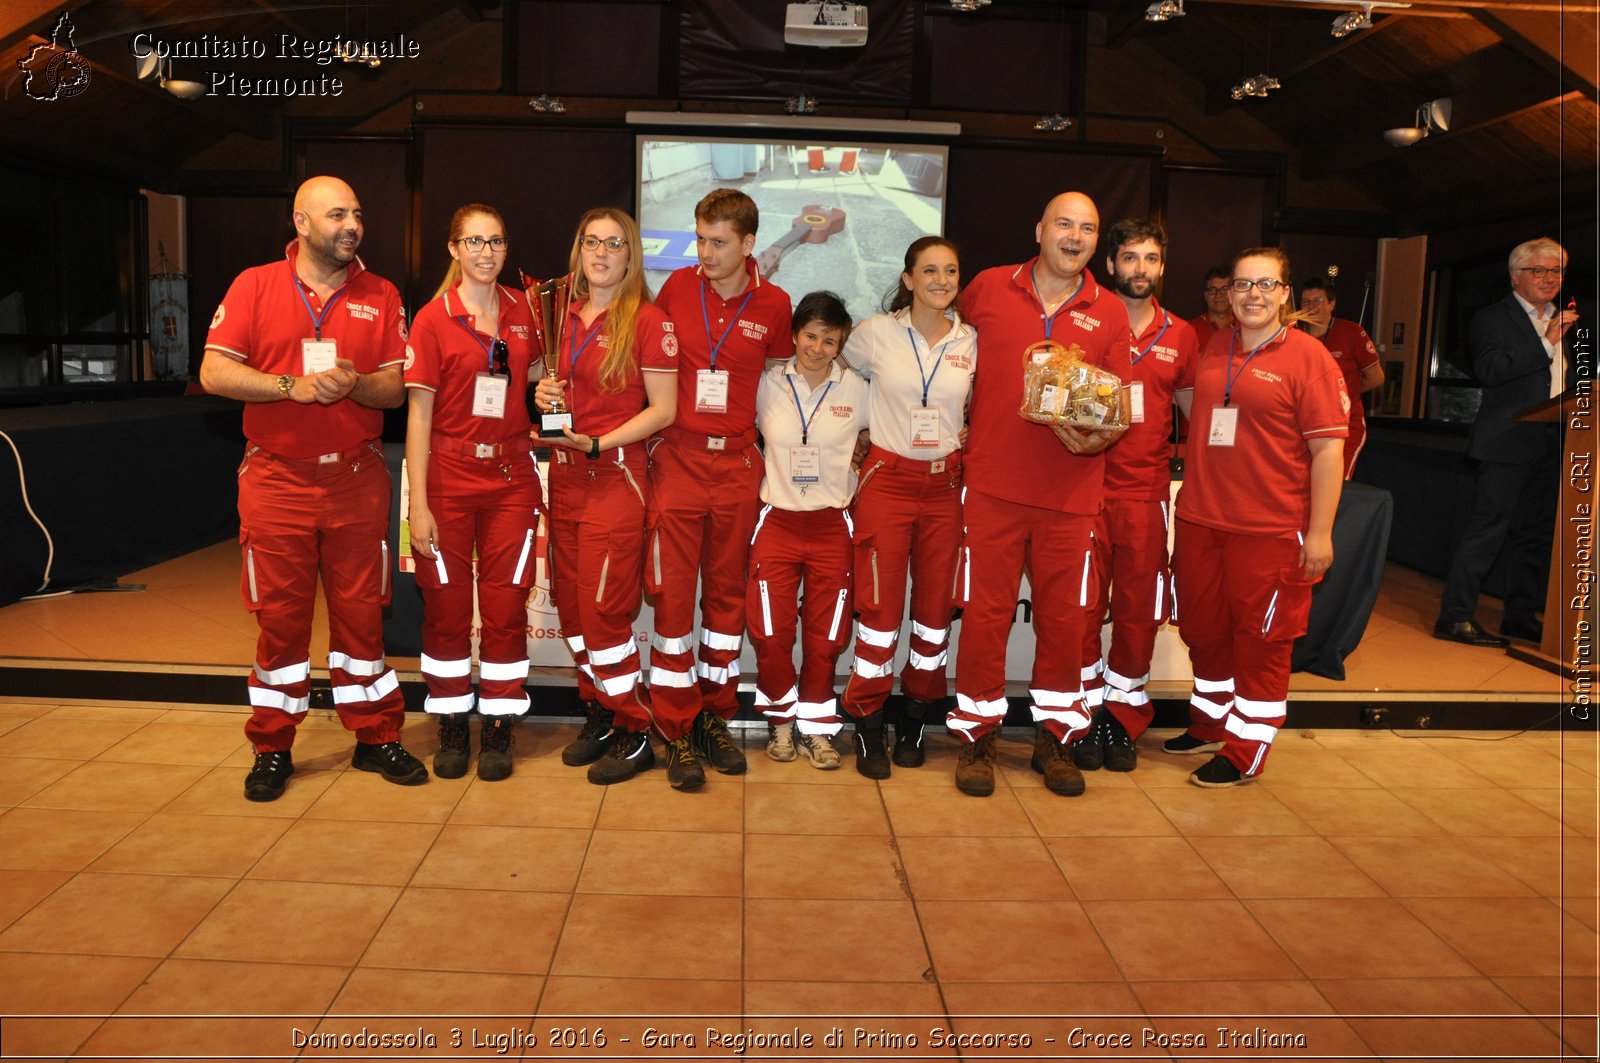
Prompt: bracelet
<box><xmin>587</xmin><ymin>435</ymin><xmax>602</xmax><ymax>460</ymax></box>
<box><xmin>276</xmin><ymin>374</ymin><xmax>295</xmax><ymax>399</ymax></box>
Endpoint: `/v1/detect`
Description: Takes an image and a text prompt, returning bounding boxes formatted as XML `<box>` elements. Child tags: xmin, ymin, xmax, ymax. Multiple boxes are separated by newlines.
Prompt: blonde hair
<box><xmin>1233</xmin><ymin>246</ymin><xmax>1314</xmax><ymax>327</ymax></box>
<box><xmin>1508</xmin><ymin>237</ymin><xmax>1567</xmax><ymax>275</ymax></box>
<box><xmin>433</xmin><ymin>203</ymin><xmax>505</xmax><ymax>301</ymax></box>
<box><xmin>568</xmin><ymin>207</ymin><xmax>651</xmax><ymax>394</ymax></box>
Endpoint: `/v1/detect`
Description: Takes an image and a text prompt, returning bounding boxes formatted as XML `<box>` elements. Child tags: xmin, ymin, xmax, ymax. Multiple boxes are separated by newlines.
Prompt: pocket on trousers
<box><xmin>850</xmin><ymin>530</ymin><xmax>879</xmax><ymax>608</ymax></box>
<box><xmin>1260</xmin><ymin>566</ymin><xmax>1319</xmax><ymax>641</ymax></box>
<box><xmin>644</xmin><ymin>511</ymin><xmax>664</xmax><ymax>598</ymax></box>
<box><xmin>240</xmin><ymin>537</ymin><xmax>263</xmax><ymax>612</ymax></box>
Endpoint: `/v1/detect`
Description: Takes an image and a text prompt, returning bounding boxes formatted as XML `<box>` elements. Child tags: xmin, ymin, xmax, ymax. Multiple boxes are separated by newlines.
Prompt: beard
<box><xmin>305</xmin><ymin>227</ymin><xmax>359</xmax><ymax>272</ymax></box>
<box><xmin>1114</xmin><ymin>273</ymin><xmax>1155</xmax><ymax>300</ymax></box>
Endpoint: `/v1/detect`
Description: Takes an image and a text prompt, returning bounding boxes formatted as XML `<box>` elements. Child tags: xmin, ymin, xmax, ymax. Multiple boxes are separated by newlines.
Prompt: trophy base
<box><xmin>538</xmin><ymin>412</ymin><xmax>573</xmax><ymax>439</ymax></box>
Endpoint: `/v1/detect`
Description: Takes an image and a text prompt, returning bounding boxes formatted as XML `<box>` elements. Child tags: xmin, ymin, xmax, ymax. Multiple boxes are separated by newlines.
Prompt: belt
<box><xmin>434</xmin><ymin>434</ymin><xmax>534</xmax><ymax>460</ymax></box>
<box><xmin>551</xmin><ymin>443</ymin><xmax>633</xmax><ymax>466</ymax></box>
<box><xmin>659</xmin><ymin>424</ymin><xmax>759</xmax><ymax>452</ymax></box>
<box><xmin>866</xmin><ymin>443</ymin><xmax>962</xmax><ymax>475</ymax></box>
<box><xmin>257</xmin><ymin>439</ymin><xmax>381</xmax><ymax>466</ymax></box>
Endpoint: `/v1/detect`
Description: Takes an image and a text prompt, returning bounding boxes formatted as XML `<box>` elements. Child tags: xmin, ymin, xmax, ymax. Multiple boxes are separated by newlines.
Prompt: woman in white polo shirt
<box><xmin>748</xmin><ymin>291</ymin><xmax>869</xmax><ymax>768</ymax></box>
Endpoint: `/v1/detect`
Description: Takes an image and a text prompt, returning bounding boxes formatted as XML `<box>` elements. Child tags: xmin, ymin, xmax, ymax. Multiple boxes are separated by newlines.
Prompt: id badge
<box><xmin>696</xmin><ymin>369</ymin><xmax>730</xmax><ymax>414</ymax></box>
<box><xmin>789</xmin><ymin>445</ymin><xmax>821</xmax><ymax>483</ymax></box>
<box><xmin>472</xmin><ymin>373</ymin><xmax>508</xmax><ymax>419</ymax></box>
<box><xmin>301</xmin><ymin>338</ymin><xmax>337</xmax><ymax>375</ymax></box>
<box><xmin>909</xmin><ymin>407</ymin><xmax>940</xmax><ymax>449</ymax></box>
<box><xmin>1208</xmin><ymin>405</ymin><xmax>1238</xmax><ymax>447</ymax></box>
<box><xmin>1128</xmin><ymin>381</ymin><xmax>1146</xmax><ymax>424</ymax></box>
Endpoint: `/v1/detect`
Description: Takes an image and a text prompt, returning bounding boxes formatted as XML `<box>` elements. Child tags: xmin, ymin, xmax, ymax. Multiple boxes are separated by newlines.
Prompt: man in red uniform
<box><xmin>628</xmin><ymin>189</ymin><xmax>793</xmax><ymax>782</ymax></box>
<box><xmin>1188</xmin><ymin>267</ymin><xmax>1234</xmax><ymax>351</ymax></box>
<box><xmin>1073</xmin><ymin>219</ymin><xmax>1197</xmax><ymax>774</ymax></box>
<box><xmin>201</xmin><ymin>175</ymin><xmax>425</xmax><ymax>802</ymax></box>
<box><xmin>949</xmin><ymin>190</ymin><xmax>1130</xmax><ymax>798</ymax></box>
<box><xmin>1298</xmin><ymin>277</ymin><xmax>1383</xmax><ymax>479</ymax></box>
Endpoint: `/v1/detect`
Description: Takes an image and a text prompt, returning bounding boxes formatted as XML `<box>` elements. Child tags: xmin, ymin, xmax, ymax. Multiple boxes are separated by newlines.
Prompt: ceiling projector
<box><xmin>784</xmin><ymin>3</ymin><xmax>869</xmax><ymax>47</ymax></box>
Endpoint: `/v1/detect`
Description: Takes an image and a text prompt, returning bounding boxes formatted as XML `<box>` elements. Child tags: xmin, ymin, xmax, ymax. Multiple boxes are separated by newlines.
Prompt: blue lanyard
<box><xmin>906</xmin><ymin>326</ymin><xmax>952</xmax><ymax>408</ymax></box>
<box><xmin>701</xmin><ymin>282</ymin><xmax>756</xmax><ymax>372</ymax></box>
<box><xmin>1223</xmin><ymin>326</ymin><xmax>1285</xmax><ymax>407</ymax></box>
<box><xmin>1131</xmin><ymin>310</ymin><xmax>1171</xmax><ymax>367</ymax></box>
<box><xmin>786</xmin><ymin>374</ymin><xmax>835</xmax><ymax>446</ymax></box>
<box><xmin>289</xmin><ymin>260</ymin><xmax>348</xmax><ymax>341</ymax></box>
<box><xmin>1030</xmin><ymin>266</ymin><xmax>1081</xmax><ymax>341</ymax></box>
<box><xmin>567</xmin><ymin>318</ymin><xmax>602</xmax><ymax>376</ymax></box>
<box><xmin>453</xmin><ymin>314</ymin><xmax>501</xmax><ymax>374</ymax></box>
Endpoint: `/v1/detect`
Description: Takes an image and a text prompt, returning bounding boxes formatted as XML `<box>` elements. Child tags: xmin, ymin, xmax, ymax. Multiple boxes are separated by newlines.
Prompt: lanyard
<box><xmin>1030</xmin><ymin>266</ymin><xmax>1081</xmax><ymax>341</ymax></box>
<box><xmin>453</xmin><ymin>315</ymin><xmax>501</xmax><ymax>374</ymax></box>
<box><xmin>1223</xmin><ymin>326</ymin><xmax>1285</xmax><ymax>407</ymax></box>
<box><xmin>1131</xmin><ymin>310</ymin><xmax>1171</xmax><ymax>367</ymax></box>
<box><xmin>787</xmin><ymin>374</ymin><xmax>835</xmax><ymax>446</ymax></box>
<box><xmin>906</xmin><ymin>326</ymin><xmax>953</xmax><ymax>408</ymax></box>
<box><xmin>289</xmin><ymin>261</ymin><xmax>349</xmax><ymax>341</ymax></box>
<box><xmin>567</xmin><ymin>317</ymin><xmax>602</xmax><ymax>376</ymax></box>
<box><xmin>701</xmin><ymin>282</ymin><xmax>756</xmax><ymax>371</ymax></box>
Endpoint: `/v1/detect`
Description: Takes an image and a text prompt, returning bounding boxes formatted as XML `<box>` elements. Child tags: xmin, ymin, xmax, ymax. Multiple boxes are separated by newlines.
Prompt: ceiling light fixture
<box><xmin>1229</xmin><ymin>73</ymin><xmax>1280</xmax><ymax>101</ymax></box>
<box><xmin>1330</xmin><ymin>5</ymin><xmax>1373</xmax><ymax>37</ymax></box>
<box><xmin>785</xmin><ymin>92</ymin><xmax>819</xmax><ymax>114</ymax></box>
<box><xmin>527</xmin><ymin>94</ymin><xmax>566</xmax><ymax>113</ymax></box>
<box><xmin>949</xmin><ymin>0</ymin><xmax>991</xmax><ymax>9</ymax></box>
<box><xmin>1382</xmin><ymin>97</ymin><xmax>1450</xmax><ymax>146</ymax></box>
<box><xmin>1033</xmin><ymin>113</ymin><xmax>1072</xmax><ymax>132</ymax></box>
<box><xmin>1144</xmin><ymin>0</ymin><xmax>1184</xmax><ymax>21</ymax></box>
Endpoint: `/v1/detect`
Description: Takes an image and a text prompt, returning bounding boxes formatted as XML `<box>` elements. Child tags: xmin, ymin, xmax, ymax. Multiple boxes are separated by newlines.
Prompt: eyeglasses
<box><xmin>1230</xmin><ymin>278</ymin><xmax>1285</xmax><ymax>293</ymax></box>
<box><xmin>491</xmin><ymin>339</ymin><xmax>508</xmax><ymax>376</ymax></box>
<box><xmin>580</xmin><ymin>235</ymin><xmax>627</xmax><ymax>253</ymax></box>
<box><xmin>1518</xmin><ymin>266</ymin><xmax>1564</xmax><ymax>279</ymax></box>
<box><xmin>456</xmin><ymin>235</ymin><xmax>508</xmax><ymax>253</ymax></box>
<box><xmin>1204</xmin><ymin>285</ymin><xmax>1231</xmax><ymax>296</ymax></box>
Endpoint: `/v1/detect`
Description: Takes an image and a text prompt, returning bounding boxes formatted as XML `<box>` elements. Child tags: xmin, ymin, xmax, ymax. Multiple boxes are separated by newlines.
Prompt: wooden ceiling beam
<box><xmin>1474</xmin><ymin>7</ymin><xmax>1599</xmax><ymax>101</ymax></box>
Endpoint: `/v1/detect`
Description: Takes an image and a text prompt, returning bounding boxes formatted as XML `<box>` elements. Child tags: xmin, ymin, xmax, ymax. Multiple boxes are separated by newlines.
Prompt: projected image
<box><xmin>637</xmin><ymin>135</ymin><xmax>948</xmax><ymax>324</ymax></box>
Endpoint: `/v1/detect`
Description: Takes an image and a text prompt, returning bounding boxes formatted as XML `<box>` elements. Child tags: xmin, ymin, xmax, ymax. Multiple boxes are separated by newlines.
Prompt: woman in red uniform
<box><xmin>1168</xmin><ymin>248</ymin><xmax>1347</xmax><ymax>786</ymax></box>
<box><xmin>750</xmin><ymin>291</ymin><xmax>869</xmax><ymax>770</ymax></box>
<box><xmin>534</xmin><ymin>208</ymin><xmax>679</xmax><ymax>787</ymax></box>
<box><xmin>839</xmin><ymin>237</ymin><xmax>975</xmax><ymax>777</ymax></box>
<box><xmin>405</xmin><ymin>203</ymin><xmax>540</xmax><ymax>781</ymax></box>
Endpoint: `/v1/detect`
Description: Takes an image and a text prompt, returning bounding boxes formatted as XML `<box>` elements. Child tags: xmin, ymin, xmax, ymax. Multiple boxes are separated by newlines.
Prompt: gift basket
<box><xmin>1018</xmin><ymin>340</ymin><xmax>1127</xmax><ymax>428</ymax></box>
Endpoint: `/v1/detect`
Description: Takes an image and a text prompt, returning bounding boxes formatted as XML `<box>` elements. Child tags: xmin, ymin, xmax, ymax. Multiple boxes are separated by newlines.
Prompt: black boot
<box><xmin>562</xmin><ymin>701</ymin><xmax>615</xmax><ymax>766</ymax></box>
<box><xmin>434</xmin><ymin>713</ymin><xmax>471</xmax><ymax>779</ymax></box>
<box><xmin>893</xmin><ymin>698</ymin><xmax>932</xmax><ymax>768</ymax></box>
<box><xmin>478</xmin><ymin>716</ymin><xmax>515</xmax><ymax>781</ymax></box>
<box><xmin>854</xmin><ymin>711</ymin><xmax>891</xmax><ymax>779</ymax></box>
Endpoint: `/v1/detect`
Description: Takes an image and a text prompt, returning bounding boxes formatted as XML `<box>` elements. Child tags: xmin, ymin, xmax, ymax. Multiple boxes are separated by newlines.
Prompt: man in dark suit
<box><xmin>1436</xmin><ymin>237</ymin><xmax>1578</xmax><ymax>646</ymax></box>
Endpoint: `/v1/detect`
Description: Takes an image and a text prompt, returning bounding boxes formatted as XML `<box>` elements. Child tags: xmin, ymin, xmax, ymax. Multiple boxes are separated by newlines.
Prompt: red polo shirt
<box><xmin>558</xmin><ymin>299</ymin><xmax>678</xmax><ymax>437</ymax></box>
<box><xmin>404</xmin><ymin>282</ymin><xmax>537</xmax><ymax>441</ymax></box>
<box><xmin>1305</xmin><ymin>317</ymin><xmax>1379</xmax><ymax>433</ymax></box>
<box><xmin>1177</xmin><ymin>326</ymin><xmax>1349</xmax><ymax>536</ymax></box>
<box><xmin>205</xmin><ymin>241</ymin><xmax>406</xmax><ymax>459</ymax></box>
<box><xmin>655</xmin><ymin>259</ymin><xmax>794</xmax><ymax>436</ymax></box>
<box><xmin>1106</xmin><ymin>300</ymin><xmax>1197</xmax><ymax>500</ymax></box>
<box><xmin>961</xmin><ymin>260</ymin><xmax>1131</xmax><ymax>515</ymax></box>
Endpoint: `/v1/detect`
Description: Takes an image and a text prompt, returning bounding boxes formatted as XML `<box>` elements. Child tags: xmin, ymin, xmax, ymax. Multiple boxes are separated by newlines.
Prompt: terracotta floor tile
<box><xmin>0</xmin><ymin>715</ymin><xmax>152</xmax><ymax>761</ymax></box>
<box><xmin>0</xmin><ymin>872</ymin><xmax>230</xmax><ymax>957</ymax></box>
<box><xmin>0</xmin><ymin>868</ymin><xmax>70</xmax><ymax>931</ymax></box>
<box><xmin>0</xmin><ymin>757</ymin><xmax>79</xmax><ymax>807</ymax></box>
<box><xmin>1085</xmin><ymin>898</ymin><xmax>1299</xmax><ymax>982</ymax></box>
<box><xmin>1511</xmin><ymin>785</ymin><xmax>1600</xmax><ymax>836</ymax></box>
<box><xmin>538</xmin><ymin>974</ymin><xmax>740</xmax><ymax>1017</ymax></box>
<box><xmin>745</xmin><ymin>976</ymin><xmax>947</xmax><ymax>1018</ymax></box>
<box><xmin>1142</xmin><ymin>786</ymin><xmax>1314</xmax><ymax>836</ymax></box>
<box><xmin>176</xmin><ymin>880</ymin><xmax>399</xmax><ymax>966</ymax></box>
<box><xmin>330</xmin><ymin>967</ymin><xmax>544</xmax><ymax>1014</ymax></box>
<box><xmin>1018</xmin><ymin>786</ymin><xmax>1176</xmax><ymax>837</ymax></box>
<box><xmin>1246</xmin><ymin>898</ymin><xmax>1477</xmax><ymax>978</ymax></box>
<box><xmin>1391</xmin><ymin>787</ymin><xmax>1566</xmax><ymax>836</ymax></box>
<box><xmin>577</xmin><ymin>828</ymin><xmax>742</xmax><ymax>897</ymax></box>
<box><xmin>1562</xmin><ymin>894</ymin><xmax>1600</xmax><ymax>931</ymax></box>
<box><xmin>1190</xmin><ymin>836</ymin><xmax>1384</xmax><ymax>899</ymax></box>
<box><xmin>920</xmin><ymin>899</ymin><xmax>1119</xmax><ymax>982</ymax></box>
<box><xmin>875</xmin><ymin>733</ymin><xmax>978</xmax><ymax>788</ymax></box>
<box><xmin>21</xmin><ymin>760</ymin><xmax>208</xmax><ymax>814</ymax></box>
<box><xmin>880</xmin><ymin>782</ymin><xmax>1036</xmax><ymax>837</ymax></box>
<box><xmin>745</xmin><ymin>781</ymin><xmax>889</xmax><ymax>836</ymax></box>
<box><xmin>88</xmin><ymin>812</ymin><xmax>291</xmax><ymax>878</ymax></box>
<box><xmin>999</xmin><ymin>756</ymin><xmax>1143</xmax><ymax>793</ymax></box>
<box><xmin>217</xmin><ymin>716</ymin><xmax>367</xmax><ymax>771</ymax></box>
<box><xmin>593</xmin><ymin>775</ymin><xmax>744</xmax><ymax>833</ymax></box>
<box><xmin>163</xmin><ymin>763</ymin><xmax>340</xmax><ymax>818</ymax></box>
<box><xmin>302</xmin><ymin>769</ymin><xmax>469</xmax><ymax>824</ymax></box>
<box><xmin>0</xmin><ymin>953</ymin><xmax>159</xmax><ymax>1058</ymax></box>
<box><xmin>1404</xmin><ymin>897</ymin><xmax>1595</xmax><ymax>977</ymax></box>
<box><xmin>1268</xmin><ymin>787</ymin><xmax>1447</xmax><ymax>837</ymax></box>
<box><xmin>744</xmin><ymin>834</ymin><xmax>905</xmax><ymax>900</ymax></box>
<box><xmin>450</xmin><ymin>771</ymin><xmax>602</xmax><ymax>829</ymax></box>
<box><xmin>152</xmin><ymin>706</ymin><xmax>251</xmax><ymax>728</ymax></box>
<box><xmin>742</xmin><ymin>743</ymin><xmax>880</xmax><ymax>785</ymax></box>
<box><xmin>0</xmin><ymin>807</ymin><xmax>146</xmax><ymax>871</ymax></box>
<box><xmin>411</xmin><ymin>825</ymin><xmax>590</xmax><ymax>894</ymax></box>
<box><xmin>1250</xmin><ymin>748</ymin><xmax>1381</xmax><ymax>790</ymax></box>
<box><xmin>362</xmin><ymin>887</ymin><xmax>568</xmax><ymax>975</ymax></box>
<box><xmin>1330</xmin><ymin>835</ymin><xmax>1539</xmax><ymax>898</ymax></box>
<box><xmin>1342</xmin><ymin>747</ymin><xmax>1498</xmax><ymax>789</ymax></box>
<box><xmin>1493</xmin><ymin>974</ymin><xmax>1598</xmax><ymax>1019</ymax></box>
<box><xmin>1132</xmin><ymin>979</ymin><xmax>1372</xmax><ymax>1057</ymax></box>
<box><xmin>1418</xmin><ymin>739</ymin><xmax>1570</xmax><ymax>789</ymax></box>
<box><xmin>1314</xmin><ymin>977</ymin><xmax>1558</xmax><ymax>1057</ymax></box>
<box><xmin>94</xmin><ymin>722</ymin><xmax>251</xmax><ymax>767</ymax></box>
<box><xmin>0</xmin><ymin>701</ymin><xmax>60</xmax><ymax>718</ymax></box>
<box><xmin>1050</xmin><ymin>835</ymin><xmax>1231</xmax><ymax>901</ymax></box>
<box><xmin>938</xmin><ymin>980</ymin><xmax>1146</xmax><ymax>1054</ymax></box>
<box><xmin>247</xmin><ymin>818</ymin><xmax>441</xmax><ymax>886</ymax></box>
<box><xmin>745</xmin><ymin>898</ymin><xmax>930</xmax><ymax>983</ymax></box>
<box><xmin>897</xmin><ymin>835</ymin><xmax>1071</xmax><ymax>900</ymax></box>
<box><xmin>552</xmin><ymin>894</ymin><xmax>740</xmax><ymax>980</ymax></box>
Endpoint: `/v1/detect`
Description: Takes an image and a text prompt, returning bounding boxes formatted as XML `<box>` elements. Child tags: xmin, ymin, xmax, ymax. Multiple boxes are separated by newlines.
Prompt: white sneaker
<box><xmin>766</xmin><ymin>722</ymin><xmax>797</xmax><ymax>762</ymax></box>
<box><xmin>795</xmin><ymin>730</ymin><xmax>842</xmax><ymax>770</ymax></box>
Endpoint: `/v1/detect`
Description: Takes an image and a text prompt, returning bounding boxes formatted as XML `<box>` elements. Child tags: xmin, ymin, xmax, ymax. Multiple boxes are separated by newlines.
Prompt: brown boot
<box><xmin>1031</xmin><ymin>727</ymin><xmax>1086</xmax><ymax>796</ymax></box>
<box><xmin>954</xmin><ymin>731</ymin><xmax>998</xmax><ymax>797</ymax></box>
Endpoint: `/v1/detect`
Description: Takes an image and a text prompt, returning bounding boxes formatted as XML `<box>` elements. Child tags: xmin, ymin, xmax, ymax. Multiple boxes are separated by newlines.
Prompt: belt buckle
<box><xmin>707</xmin><ymin>436</ymin><xmax>726</xmax><ymax>452</ymax></box>
<box><xmin>317</xmin><ymin>451</ymin><xmax>341</xmax><ymax>465</ymax></box>
<box><xmin>474</xmin><ymin>443</ymin><xmax>497</xmax><ymax>459</ymax></box>
<box><xmin>930</xmin><ymin>459</ymin><xmax>947</xmax><ymax>473</ymax></box>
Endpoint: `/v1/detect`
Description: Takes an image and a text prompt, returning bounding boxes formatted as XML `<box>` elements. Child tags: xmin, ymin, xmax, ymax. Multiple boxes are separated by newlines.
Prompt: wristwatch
<box><xmin>276</xmin><ymin>374</ymin><xmax>295</xmax><ymax>399</ymax></box>
<box><xmin>587</xmin><ymin>435</ymin><xmax>602</xmax><ymax>460</ymax></box>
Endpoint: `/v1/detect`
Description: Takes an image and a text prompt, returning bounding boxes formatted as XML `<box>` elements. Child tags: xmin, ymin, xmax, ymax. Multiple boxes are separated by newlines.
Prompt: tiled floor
<box><xmin>0</xmin><ymin>697</ymin><xmax>1594</xmax><ymax>1061</ymax></box>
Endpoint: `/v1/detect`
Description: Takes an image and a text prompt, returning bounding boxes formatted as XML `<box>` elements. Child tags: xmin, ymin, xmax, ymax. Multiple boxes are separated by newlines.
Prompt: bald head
<box><xmin>1034</xmin><ymin>191</ymin><xmax>1100</xmax><ymax>286</ymax></box>
<box><xmin>293</xmin><ymin>175</ymin><xmax>363</xmax><ymax>275</ymax></box>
